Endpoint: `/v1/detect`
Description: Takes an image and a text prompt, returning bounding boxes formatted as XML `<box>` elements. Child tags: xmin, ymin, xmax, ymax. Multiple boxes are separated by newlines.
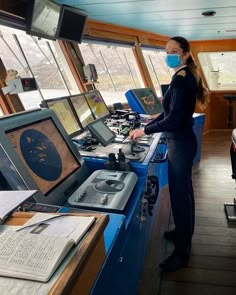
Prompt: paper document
<box><xmin>0</xmin><ymin>231</ymin><xmax>74</xmax><ymax>282</ymax></box>
<box><xmin>0</xmin><ymin>190</ymin><xmax>37</xmax><ymax>223</ymax></box>
<box><xmin>18</xmin><ymin>212</ymin><xmax>96</xmax><ymax>244</ymax></box>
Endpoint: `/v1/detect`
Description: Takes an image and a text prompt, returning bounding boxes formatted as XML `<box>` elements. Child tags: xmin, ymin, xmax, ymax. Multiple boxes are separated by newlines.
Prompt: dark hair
<box><xmin>169</xmin><ymin>36</ymin><xmax>209</xmax><ymax>109</ymax></box>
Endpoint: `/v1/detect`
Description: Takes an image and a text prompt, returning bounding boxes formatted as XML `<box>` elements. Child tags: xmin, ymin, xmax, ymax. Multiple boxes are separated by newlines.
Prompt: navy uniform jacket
<box><xmin>144</xmin><ymin>66</ymin><xmax>197</xmax><ymax>139</ymax></box>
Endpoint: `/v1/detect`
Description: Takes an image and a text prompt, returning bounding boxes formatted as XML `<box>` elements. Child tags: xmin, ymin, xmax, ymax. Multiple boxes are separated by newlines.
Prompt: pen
<box><xmin>16</xmin><ymin>214</ymin><xmax>97</xmax><ymax>232</ymax></box>
<box><xmin>16</xmin><ymin>214</ymin><xmax>72</xmax><ymax>232</ymax></box>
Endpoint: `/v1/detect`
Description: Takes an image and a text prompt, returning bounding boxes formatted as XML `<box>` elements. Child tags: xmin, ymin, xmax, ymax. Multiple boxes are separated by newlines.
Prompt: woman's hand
<box><xmin>129</xmin><ymin>129</ymin><xmax>145</xmax><ymax>140</ymax></box>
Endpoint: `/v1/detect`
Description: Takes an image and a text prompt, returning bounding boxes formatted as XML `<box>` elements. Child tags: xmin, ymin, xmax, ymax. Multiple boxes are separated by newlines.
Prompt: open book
<box><xmin>0</xmin><ymin>213</ymin><xmax>95</xmax><ymax>282</ymax></box>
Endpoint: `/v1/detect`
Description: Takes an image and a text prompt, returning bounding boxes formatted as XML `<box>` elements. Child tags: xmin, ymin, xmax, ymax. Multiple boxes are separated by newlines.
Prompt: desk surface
<box><xmin>4</xmin><ymin>211</ymin><xmax>109</xmax><ymax>295</ymax></box>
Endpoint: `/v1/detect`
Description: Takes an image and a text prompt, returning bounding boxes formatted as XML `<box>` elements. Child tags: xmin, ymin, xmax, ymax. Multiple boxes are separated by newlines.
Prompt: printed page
<box><xmin>0</xmin><ymin>238</ymin><xmax>80</xmax><ymax>295</ymax></box>
<box><xmin>0</xmin><ymin>231</ymin><xmax>73</xmax><ymax>282</ymax></box>
<box><xmin>19</xmin><ymin>213</ymin><xmax>96</xmax><ymax>244</ymax></box>
<box><xmin>0</xmin><ymin>190</ymin><xmax>37</xmax><ymax>222</ymax></box>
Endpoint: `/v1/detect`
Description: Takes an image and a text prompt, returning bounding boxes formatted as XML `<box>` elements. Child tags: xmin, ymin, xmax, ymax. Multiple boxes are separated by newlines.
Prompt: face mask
<box><xmin>165</xmin><ymin>54</ymin><xmax>182</xmax><ymax>68</ymax></box>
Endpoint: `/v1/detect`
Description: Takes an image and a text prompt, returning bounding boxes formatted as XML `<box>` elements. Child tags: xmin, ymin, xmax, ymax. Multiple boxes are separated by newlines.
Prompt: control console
<box><xmin>68</xmin><ymin>169</ymin><xmax>138</xmax><ymax>211</ymax></box>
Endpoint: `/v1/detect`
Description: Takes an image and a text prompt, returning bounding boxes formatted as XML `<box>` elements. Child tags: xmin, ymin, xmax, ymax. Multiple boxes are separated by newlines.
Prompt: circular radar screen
<box><xmin>20</xmin><ymin>129</ymin><xmax>62</xmax><ymax>181</ymax></box>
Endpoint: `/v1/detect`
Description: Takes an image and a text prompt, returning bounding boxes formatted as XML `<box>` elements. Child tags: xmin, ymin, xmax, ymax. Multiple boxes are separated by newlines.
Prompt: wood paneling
<box><xmin>87</xmin><ymin>19</ymin><xmax>168</xmax><ymax>44</ymax></box>
<box><xmin>0</xmin><ymin>0</ymin><xmax>26</xmax><ymax>18</ymax></box>
<box><xmin>0</xmin><ymin>59</ymin><xmax>24</xmax><ymax>113</ymax></box>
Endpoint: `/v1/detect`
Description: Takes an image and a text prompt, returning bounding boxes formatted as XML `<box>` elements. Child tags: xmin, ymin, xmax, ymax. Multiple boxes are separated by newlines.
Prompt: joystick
<box><xmin>130</xmin><ymin>140</ymin><xmax>145</xmax><ymax>153</ymax></box>
<box><xmin>121</xmin><ymin>143</ymin><xmax>141</xmax><ymax>161</ymax></box>
<box><xmin>117</xmin><ymin>150</ymin><xmax>131</xmax><ymax>171</ymax></box>
<box><xmin>104</xmin><ymin>153</ymin><xmax>118</xmax><ymax>170</ymax></box>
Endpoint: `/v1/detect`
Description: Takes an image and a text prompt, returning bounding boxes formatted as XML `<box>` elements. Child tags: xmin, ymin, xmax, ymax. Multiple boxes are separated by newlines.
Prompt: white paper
<box><xmin>0</xmin><ymin>190</ymin><xmax>37</xmax><ymax>222</ymax></box>
<box><xmin>0</xmin><ymin>231</ymin><xmax>73</xmax><ymax>282</ymax></box>
<box><xmin>19</xmin><ymin>212</ymin><xmax>96</xmax><ymax>244</ymax></box>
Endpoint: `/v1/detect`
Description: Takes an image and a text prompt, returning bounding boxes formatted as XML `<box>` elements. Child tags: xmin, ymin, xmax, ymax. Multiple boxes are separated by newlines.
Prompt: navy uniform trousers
<box><xmin>167</xmin><ymin>130</ymin><xmax>197</xmax><ymax>255</ymax></box>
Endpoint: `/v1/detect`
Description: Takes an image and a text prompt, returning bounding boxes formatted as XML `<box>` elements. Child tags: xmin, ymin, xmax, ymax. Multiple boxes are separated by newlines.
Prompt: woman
<box><xmin>129</xmin><ymin>36</ymin><xmax>208</xmax><ymax>272</ymax></box>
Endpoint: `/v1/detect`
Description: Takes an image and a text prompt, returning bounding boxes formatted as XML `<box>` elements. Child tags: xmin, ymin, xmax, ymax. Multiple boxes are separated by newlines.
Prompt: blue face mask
<box><xmin>165</xmin><ymin>54</ymin><xmax>182</xmax><ymax>68</ymax></box>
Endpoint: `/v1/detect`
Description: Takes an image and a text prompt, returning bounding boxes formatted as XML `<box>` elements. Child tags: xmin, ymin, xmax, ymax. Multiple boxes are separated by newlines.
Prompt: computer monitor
<box><xmin>69</xmin><ymin>94</ymin><xmax>95</xmax><ymax>128</ymax></box>
<box><xmin>26</xmin><ymin>0</ymin><xmax>61</xmax><ymax>40</ymax></box>
<box><xmin>0</xmin><ymin>144</ymin><xmax>29</xmax><ymax>190</ymax></box>
<box><xmin>56</xmin><ymin>5</ymin><xmax>87</xmax><ymax>43</ymax></box>
<box><xmin>125</xmin><ymin>88</ymin><xmax>163</xmax><ymax>115</ymax></box>
<box><xmin>84</xmin><ymin>90</ymin><xmax>110</xmax><ymax>119</ymax></box>
<box><xmin>87</xmin><ymin>118</ymin><xmax>116</xmax><ymax>146</ymax></box>
<box><xmin>0</xmin><ymin>108</ymin><xmax>89</xmax><ymax>205</ymax></box>
<box><xmin>44</xmin><ymin>97</ymin><xmax>82</xmax><ymax>137</ymax></box>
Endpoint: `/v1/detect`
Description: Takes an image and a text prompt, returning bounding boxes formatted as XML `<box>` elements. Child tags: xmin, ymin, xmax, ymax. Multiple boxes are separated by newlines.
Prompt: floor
<box><xmin>139</xmin><ymin>130</ymin><xmax>236</xmax><ymax>295</ymax></box>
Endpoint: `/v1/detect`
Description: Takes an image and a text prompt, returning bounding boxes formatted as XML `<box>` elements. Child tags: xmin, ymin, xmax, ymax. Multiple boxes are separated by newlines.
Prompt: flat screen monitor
<box><xmin>56</xmin><ymin>5</ymin><xmax>87</xmax><ymax>43</ymax></box>
<box><xmin>125</xmin><ymin>88</ymin><xmax>163</xmax><ymax>115</ymax></box>
<box><xmin>26</xmin><ymin>0</ymin><xmax>61</xmax><ymax>40</ymax></box>
<box><xmin>87</xmin><ymin>118</ymin><xmax>116</xmax><ymax>146</ymax></box>
<box><xmin>69</xmin><ymin>94</ymin><xmax>94</xmax><ymax>128</ymax></box>
<box><xmin>0</xmin><ymin>144</ymin><xmax>28</xmax><ymax>191</ymax></box>
<box><xmin>84</xmin><ymin>90</ymin><xmax>110</xmax><ymax>119</ymax></box>
<box><xmin>0</xmin><ymin>109</ymin><xmax>89</xmax><ymax>205</ymax></box>
<box><xmin>45</xmin><ymin>97</ymin><xmax>81</xmax><ymax>137</ymax></box>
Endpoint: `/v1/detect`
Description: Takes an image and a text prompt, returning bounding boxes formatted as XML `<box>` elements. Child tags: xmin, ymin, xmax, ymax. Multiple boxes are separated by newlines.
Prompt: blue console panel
<box><xmin>77</xmin><ymin>135</ymin><xmax>169</xmax><ymax>295</ymax></box>
<box><xmin>193</xmin><ymin>113</ymin><xmax>206</xmax><ymax>164</ymax></box>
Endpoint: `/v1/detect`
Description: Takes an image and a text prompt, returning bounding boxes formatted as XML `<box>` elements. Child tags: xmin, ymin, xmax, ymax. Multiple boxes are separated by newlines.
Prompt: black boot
<box><xmin>160</xmin><ymin>251</ymin><xmax>189</xmax><ymax>272</ymax></box>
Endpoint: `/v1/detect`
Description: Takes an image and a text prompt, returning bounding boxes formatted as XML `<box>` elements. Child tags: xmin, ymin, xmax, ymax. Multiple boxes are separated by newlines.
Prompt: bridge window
<box><xmin>198</xmin><ymin>52</ymin><xmax>236</xmax><ymax>91</ymax></box>
<box><xmin>0</xmin><ymin>106</ymin><xmax>4</xmax><ymax>117</ymax></box>
<box><xmin>141</xmin><ymin>47</ymin><xmax>173</xmax><ymax>97</ymax></box>
<box><xmin>79</xmin><ymin>40</ymin><xmax>144</xmax><ymax>106</ymax></box>
<box><xmin>0</xmin><ymin>25</ymin><xmax>80</xmax><ymax>110</ymax></box>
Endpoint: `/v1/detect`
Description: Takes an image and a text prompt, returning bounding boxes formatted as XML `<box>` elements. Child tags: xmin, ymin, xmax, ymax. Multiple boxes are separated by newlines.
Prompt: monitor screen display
<box><xmin>26</xmin><ymin>0</ymin><xmax>61</xmax><ymax>40</ymax></box>
<box><xmin>87</xmin><ymin>119</ymin><xmax>116</xmax><ymax>146</ymax></box>
<box><xmin>46</xmin><ymin>97</ymin><xmax>81</xmax><ymax>136</ymax></box>
<box><xmin>133</xmin><ymin>88</ymin><xmax>163</xmax><ymax>114</ymax></box>
<box><xmin>84</xmin><ymin>90</ymin><xmax>110</xmax><ymax>119</ymax></box>
<box><xmin>56</xmin><ymin>5</ymin><xmax>87</xmax><ymax>43</ymax></box>
<box><xmin>126</xmin><ymin>88</ymin><xmax>163</xmax><ymax>115</ymax></box>
<box><xmin>69</xmin><ymin>94</ymin><xmax>94</xmax><ymax>128</ymax></box>
<box><xmin>6</xmin><ymin>118</ymin><xmax>80</xmax><ymax>196</ymax></box>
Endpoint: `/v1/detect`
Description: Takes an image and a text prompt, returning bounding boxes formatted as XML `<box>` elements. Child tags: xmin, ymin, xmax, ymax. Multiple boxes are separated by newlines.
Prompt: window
<box><xmin>141</xmin><ymin>47</ymin><xmax>173</xmax><ymax>97</ymax></box>
<box><xmin>198</xmin><ymin>52</ymin><xmax>236</xmax><ymax>91</ymax></box>
<box><xmin>79</xmin><ymin>41</ymin><xmax>144</xmax><ymax>106</ymax></box>
<box><xmin>0</xmin><ymin>106</ymin><xmax>4</xmax><ymax>117</ymax></box>
<box><xmin>0</xmin><ymin>25</ymin><xmax>80</xmax><ymax>110</ymax></box>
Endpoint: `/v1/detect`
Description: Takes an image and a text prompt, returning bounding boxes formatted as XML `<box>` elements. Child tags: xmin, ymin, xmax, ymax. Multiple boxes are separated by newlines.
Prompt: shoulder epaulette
<box><xmin>177</xmin><ymin>70</ymin><xmax>186</xmax><ymax>77</ymax></box>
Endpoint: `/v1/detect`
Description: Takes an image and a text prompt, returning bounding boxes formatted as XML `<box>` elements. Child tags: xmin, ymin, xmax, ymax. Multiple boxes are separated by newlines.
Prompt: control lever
<box><xmin>130</xmin><ymin>140</ymin><xmax>145</xmax><ymax>153</ymax></box>
<box><xmin>117</xmin><ymin>150</ymin><xmax>131</xmax><ymax>171</ymax></box>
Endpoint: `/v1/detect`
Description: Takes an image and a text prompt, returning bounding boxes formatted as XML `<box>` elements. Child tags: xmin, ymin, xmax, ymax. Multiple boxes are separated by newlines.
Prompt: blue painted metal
<box><xmin>193</xmin><ymin>113</ymin><xmax>206</xmax><ymax>164</ymax></box>
<box><xmin>82</xmin><ymin>135</ymin><xmax>168</xmax><ymax>294</ymax></box>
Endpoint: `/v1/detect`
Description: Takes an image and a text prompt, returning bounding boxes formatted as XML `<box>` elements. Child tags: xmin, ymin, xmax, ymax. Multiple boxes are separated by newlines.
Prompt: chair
<box><xmin>224</xmin><ymin>128</ymin><xmax>236</xmax><ymax>221</ymax></box>
<box><xmin>223</xmin><ymin>95</ymin><xmax>236</xmax><ymax>128</ymax></box>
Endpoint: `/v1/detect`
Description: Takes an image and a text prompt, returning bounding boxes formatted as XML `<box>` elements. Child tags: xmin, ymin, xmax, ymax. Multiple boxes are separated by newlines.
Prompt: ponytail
<box><xmin>169</xmin><ymin>36</ymin><xmax>210</xmax><ymax>109</ymax></box>
<box><xmin>186</xmin><ymin>55</ymin><xmax>209</xmax><ymax>109</ymax></box>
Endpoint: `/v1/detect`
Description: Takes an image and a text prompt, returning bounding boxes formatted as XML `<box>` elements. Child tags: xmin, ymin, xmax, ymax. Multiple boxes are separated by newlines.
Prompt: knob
<box><xmin>75</xmin><ymin>194</ymin><xmax>83</xmax><ymax>202</ymax></box>
<box><xmin>81</xmin><ymin>190</ymin><xmax>87</xmax><ymax>197</ymax></box>
<box><xmin>101</xmin><ymin>194</ymin><xmax>108</xmax><ymax>204</ymax></box>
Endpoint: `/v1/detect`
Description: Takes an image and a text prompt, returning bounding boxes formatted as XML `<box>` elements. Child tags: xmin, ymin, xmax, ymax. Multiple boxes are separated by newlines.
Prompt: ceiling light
<box><xmin>202</xmin><ymin>10</ymin><xmax>216</xmax><ymax>17</ymax></box>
